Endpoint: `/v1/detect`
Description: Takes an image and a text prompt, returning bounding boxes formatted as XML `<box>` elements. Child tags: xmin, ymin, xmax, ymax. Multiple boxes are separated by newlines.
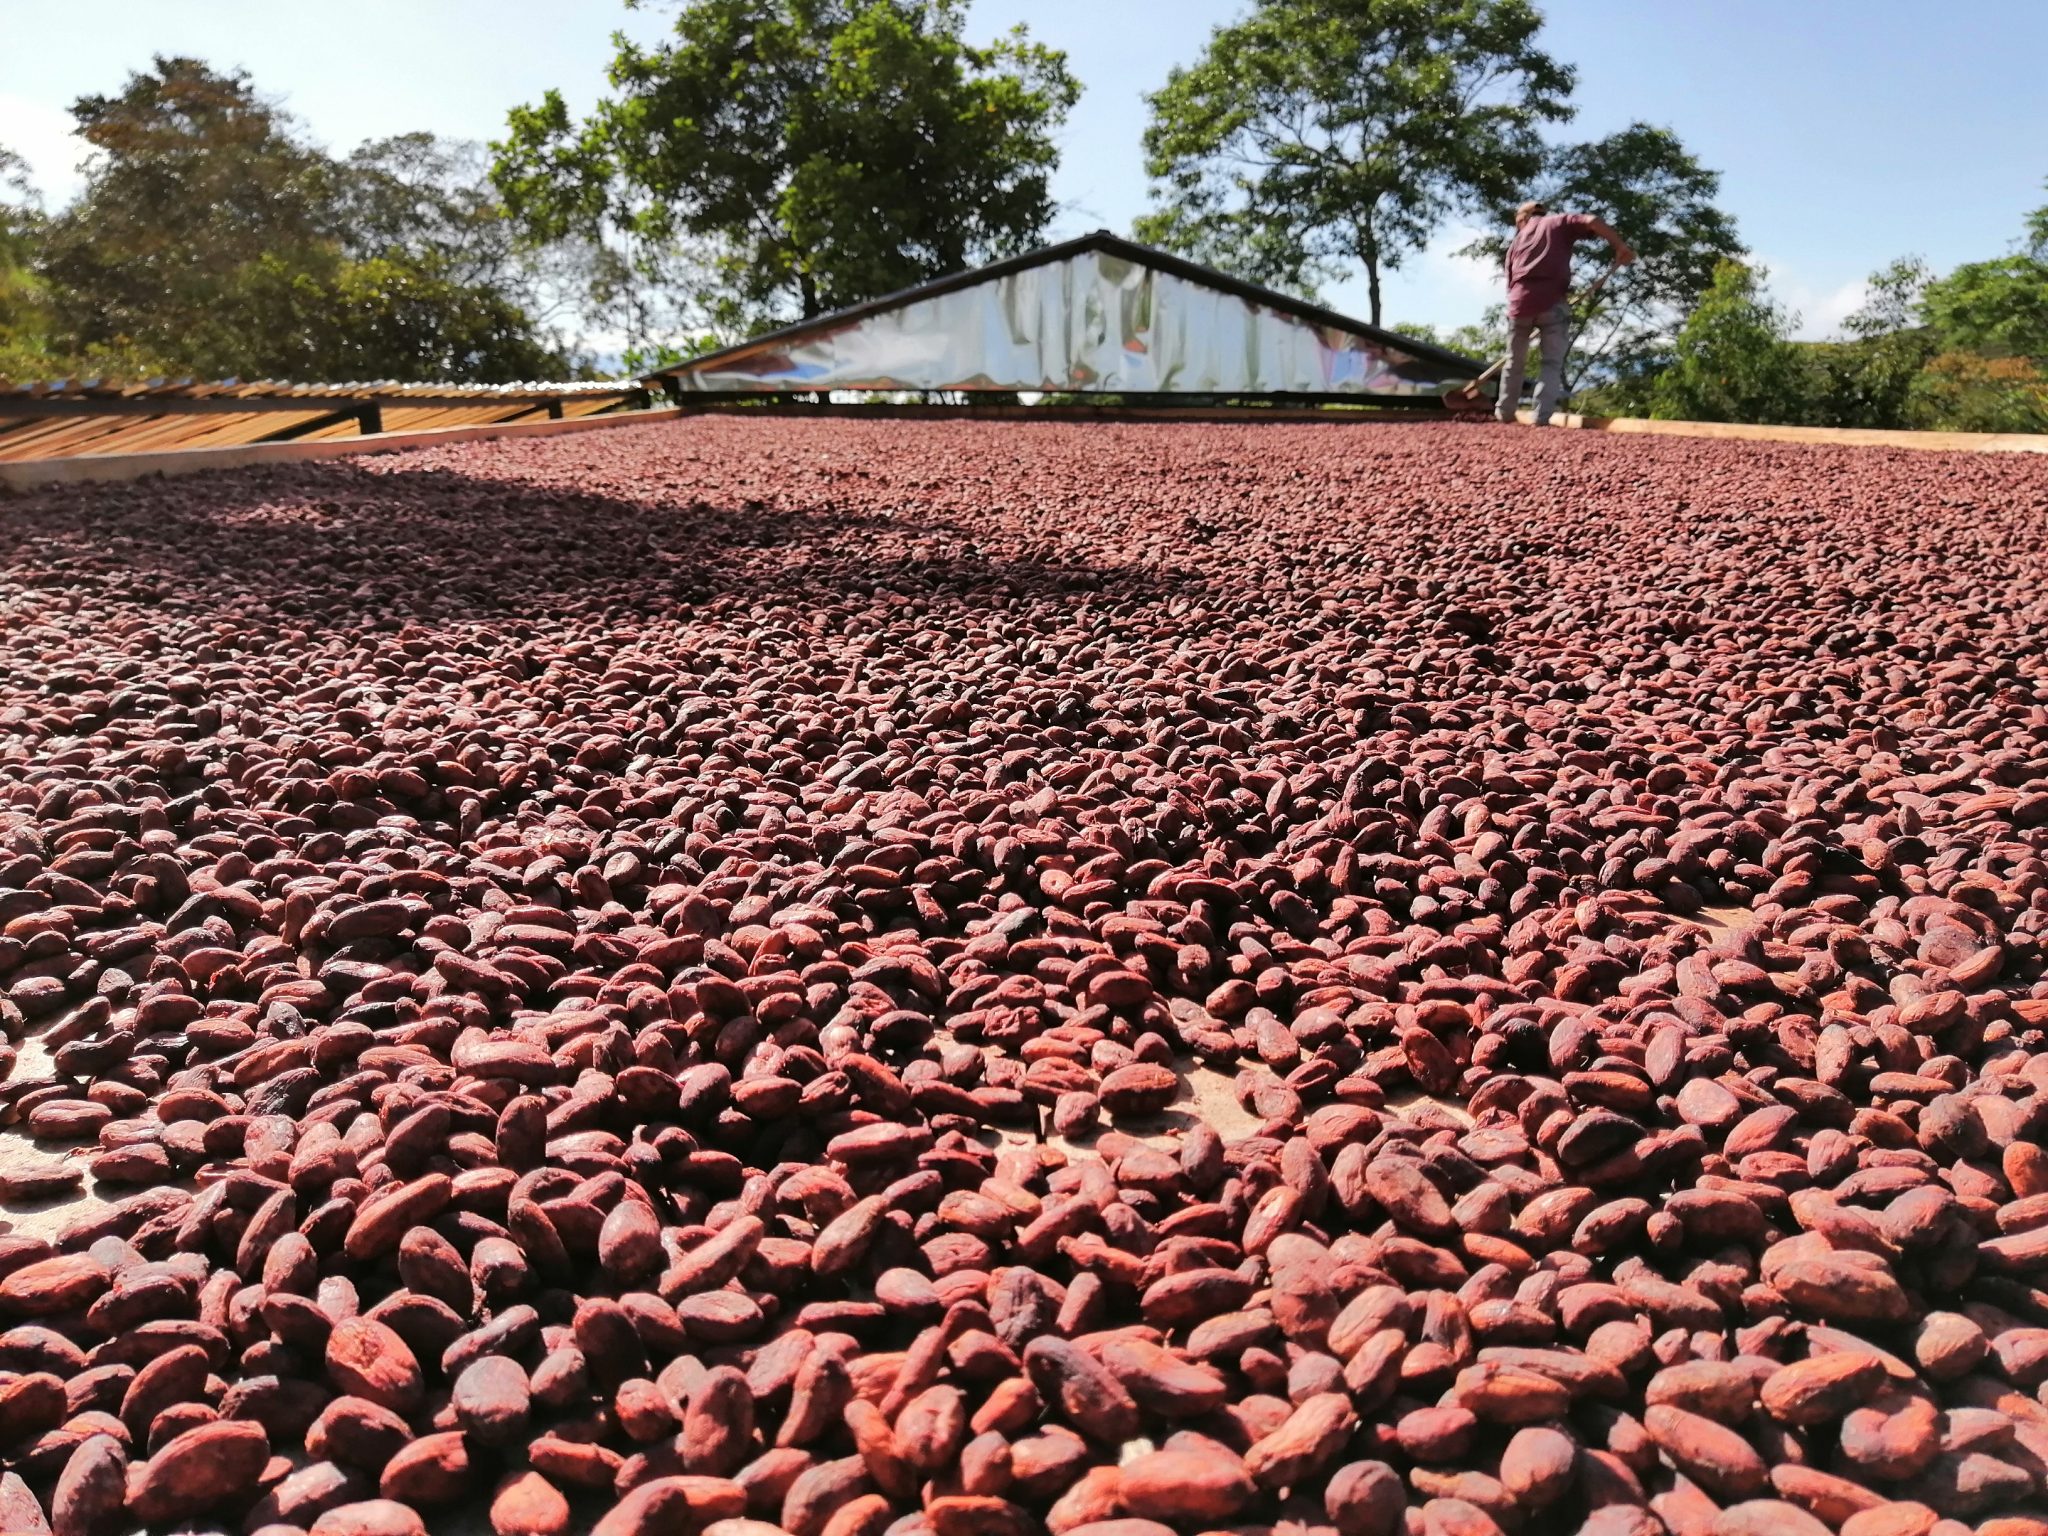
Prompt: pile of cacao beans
<box><xmin>0</xmin><ymin>416</ymin><xmax>2046</xmax><ymax>1536</ymax></box>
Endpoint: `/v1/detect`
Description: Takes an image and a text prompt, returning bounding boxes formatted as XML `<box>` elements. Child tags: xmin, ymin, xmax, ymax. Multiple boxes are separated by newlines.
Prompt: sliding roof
<box><xmin>653</xmin><ymin>232</ymin><xmax>1481</xmax><ymax>398</ymax></box>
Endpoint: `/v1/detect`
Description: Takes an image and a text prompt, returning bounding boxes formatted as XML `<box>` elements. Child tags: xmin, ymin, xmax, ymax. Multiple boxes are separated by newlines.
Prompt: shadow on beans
<box><xmin>1</xmin><ymin>457</ymin><xmax>1186</xmax><ymax>632</ymax></box>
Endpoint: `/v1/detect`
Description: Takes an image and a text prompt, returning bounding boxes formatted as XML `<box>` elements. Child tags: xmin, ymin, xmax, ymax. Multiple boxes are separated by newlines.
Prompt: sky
<box><xmin>4</xmin><ymin>0</ymin><xmax>2045</xmax><ymax>343</ymax></box>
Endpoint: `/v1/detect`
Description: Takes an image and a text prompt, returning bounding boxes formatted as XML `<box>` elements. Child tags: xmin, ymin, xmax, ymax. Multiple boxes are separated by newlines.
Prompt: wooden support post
<box><xmin>357</xmin><ymin>404</ymin><xmax>383</xmax><ymax>436</ymax></box>
<box><xmin>546</xmin><ymin>399</ymin><xmax>564</xmax><ymax>420</ymax></box>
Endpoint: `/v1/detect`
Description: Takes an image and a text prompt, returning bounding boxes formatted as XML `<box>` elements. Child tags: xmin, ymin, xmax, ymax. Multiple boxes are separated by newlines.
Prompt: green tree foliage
<box><xmin>1798</xmin><ymin>337</ymin><xmax>1929</xmax><ymax>431</ymax></box>
<box><xmin>1906</xmin><ymin>352</ymin><xmax>2048</xmax><ymax>433</ymax></box>
<box><xmin>1137</xmin><ymin>0</ymin><xmax>1575</xmax><ymax>325</ymax></box>
<box><xmin>493</xmin><ymin>0</ymin><xmax>1078</xmax><ymax>328</ymax></box>
<box><xmin>1650</xmin><ymin>259</ymin><xmax>1810</xmax><ymax>425</ymax></box>
<box><xmin>1804</xmin><ymin>193</ymin><xmax>2048</xmax><ymax>434</ymax></box>
<box><xmin>1388</xmin><ymin>318</ymin><xmax>1500</xmax><ymax>362</ymax></box>
<box><xmin>335</xmin><ymin>134</ymin><xmax>612</xmax><ymax>372</ymax></box>
<box><xmin>20</xmin><ymin>58</ymin><xmax>575</xmax><ymax>383</ymax></box>
<box><xmin>341</xmin><ymin>136</ymin><xmax>535</xmax><ymax>288</ymax></box>
<box><xmin>1795</xmin><ymin>259</ymin><xmax>1937</xmax><ymax>430</ymax></box>
<box><xmin>1846</xmin><ymin>255</ymin><xmax>1933</xmax><ymax>340</ymax></box>
<box><xmin>229</xmin><ymin>254</ymin><xmax>577</xmax><ymax>382</ymax></box>
<box><xmin>1644</xmin><ymin>226</ymin><xmax>2048</xmax><ymax>434</ymax></box>
<box><xmin>1462</xmin><ymin>124</ymin><xmax>1742</xmax><ymax>395</ymax></box>
<box><xmin>36</xmin><ymin>57</ymin><xmax>338</xmax><ymax>375</ymax></box>
<box><xmin>1903</xmin><ymin>193</ymin><xmax>2048</xmax><ymax>430</ymax></box>
<box><xmin>0</xmin><ymin>146</ymin><xmax>55</xmax><ymax>378</ymax></box>
<box><xmin>1918</xmin><ymin>217</ymin><xmax>2048</xmax><ymax>365</ymax></box>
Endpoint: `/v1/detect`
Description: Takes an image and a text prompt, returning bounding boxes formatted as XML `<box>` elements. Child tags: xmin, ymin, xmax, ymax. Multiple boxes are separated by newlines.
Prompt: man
<box><xmin>1497</xmin><ymin>201</ymin><xmax>1634</xmax><ymax>426</ymax></box>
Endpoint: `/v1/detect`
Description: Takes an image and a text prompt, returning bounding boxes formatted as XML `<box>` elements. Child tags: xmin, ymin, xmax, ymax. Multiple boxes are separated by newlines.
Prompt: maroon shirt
<box><xmin>1505</xmin><ymin>212</ymin><xmax>1601</xmax><ymax>318</ymax></box>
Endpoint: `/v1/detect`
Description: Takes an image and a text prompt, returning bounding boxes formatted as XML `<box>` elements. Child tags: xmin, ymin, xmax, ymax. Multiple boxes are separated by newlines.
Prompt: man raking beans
<box><xmin>1498</xmin><ymin>200</ymin><xmax>1635</xmax><ymax>426</ymax></box>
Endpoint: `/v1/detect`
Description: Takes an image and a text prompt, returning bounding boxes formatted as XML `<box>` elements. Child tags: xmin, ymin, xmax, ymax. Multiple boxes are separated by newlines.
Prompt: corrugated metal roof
<box><xmin>0</xmin><ymin>376</ymin><xmax>651</xmax><ymax>462</ymax></box>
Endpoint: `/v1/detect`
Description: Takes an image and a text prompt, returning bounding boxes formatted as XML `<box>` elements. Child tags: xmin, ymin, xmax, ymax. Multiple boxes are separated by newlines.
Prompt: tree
<box><xmin>1918</xmin><ymin>189</ymin><xmax>2048</xmax><ymax>365</ymax></box>
<box><xmin>1460</xmin><ymin>124</ymin><xmax>1742</xmax><ymax>393</ymax></box>
<box><xmin>1906</xmin><ymin>352</ymin><xmax>2048</xmax><ymax>434</ymax></box>
<box><xmin>1845</xmin><ymin>255</ymin><xmax>1933</xmax><ymax>339</ymax></box>
<box><xmin>0</xmin><ymin>146</ymin><xmax>54</xmax><ymax>378</ymax></box>
<box><xmin>343</xmin><ymin>133</ymin><xmax>721</xmax><ymax>374</ymax></box>
<box><xmin>1921</xmin><ymin>257</ymin><xmax>2048</xmax><ymax>363</ymax></box>
<box><xmin>1387</xmin><ymin>316</ymin><xmax>1500</xmax><ymax>361</ymax></box>
<box><xmin>37</xmin><ymin>57</ymin><xmax>339</xmax><ymax>375</ymax></box>
<box><xmin>1651</xmin><ymin>259</ymin><xmax>1810</xmax><ymax>425</ymax></box>
<box><xmin>492</xmin><ymin>0</ymin><xmax>1079</xmax><ymax>329</ymax></box>
<box><xmin>29</xmin><ymin>58</ymin><xmax>575</xmax><ymax>382</ymax></box>
<box><xmin>1137</xmin><ymin>0</ymin><xmax>1575</xmax><ymax>326</ymax></box>
<box><xmin>1811</xmin><ymin>195</ymin><xmax>2048</xmax><ymax>435</ymax></box>
<box><xmin>341</xmin><ymin>135</ymin><xmax>523</xmax><ymax>285</ymax></box>
<box><xmin>1795</xmin><ymin>257</ymin><xmax>1936</xmax><ymax>430</ymax></box>
<box><xmin>338</xmin><ymin>133</ymin><xmax>598</xmax><ymax>367</ymax></box>
<box><xmin>223</xmin><ymin>253</ymin><xmax>574</xmax><ymax>382</ymax></box>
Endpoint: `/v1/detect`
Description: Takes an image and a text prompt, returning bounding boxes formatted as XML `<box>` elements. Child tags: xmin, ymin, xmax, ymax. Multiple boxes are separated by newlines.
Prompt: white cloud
<box><xmin>1785</xmin><ymin>278</ymin><xmax>1872</xmax><ymax>342</ymax></box>
<box><xmin>1754</xmin><ymin>258</ymin><xmax>1870</xmax><ymax>341</ymax></box>
<box><xmin>0</xmin><ymin>93</ymin><xmax>89</xmax><ymax>206</ymax></box>
<box><xmin>1325</xmin><ymin>222</ymin><xmax>1503</xmax><ymax>333</ymax></box>
<box><xmin>1415</xmin><ymin>222</ymin><xmax>1501</xmax><ymax>302</ymax></box>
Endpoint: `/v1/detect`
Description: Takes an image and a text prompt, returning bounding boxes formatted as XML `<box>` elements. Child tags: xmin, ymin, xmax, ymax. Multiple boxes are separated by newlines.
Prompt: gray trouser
<box><xmin>1496</xmin><ymin>300</ymin><xmax>1570</xmax><ymax>424</ymax></box>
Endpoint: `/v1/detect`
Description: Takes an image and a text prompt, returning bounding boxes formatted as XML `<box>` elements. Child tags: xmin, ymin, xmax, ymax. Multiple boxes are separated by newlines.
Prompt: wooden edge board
<box><xmin>1529</xmin><ymin>409</ymin><xmax>2048</xmax><ymax>455</ymax></box>
<box><xmin>670</xmin><ymin>399</ymin><xmax>2048</xmax><ymax>453</ymax></box>
<box><xmin>5</xmin><ymin>399</ymin><xmax>2042</xmax><ymax>493</ymax></box>
<box><xmin>0</xmin><ymin>407</ymin><xmax>682</xmax><ymax>492</ymax></box>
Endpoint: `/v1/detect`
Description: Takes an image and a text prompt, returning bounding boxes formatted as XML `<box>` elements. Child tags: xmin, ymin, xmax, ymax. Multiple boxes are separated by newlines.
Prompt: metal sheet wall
<box><xmin>673</xmin><ymin>251</ymin><xmax>1461</xmax><ymax>396</ymax></box>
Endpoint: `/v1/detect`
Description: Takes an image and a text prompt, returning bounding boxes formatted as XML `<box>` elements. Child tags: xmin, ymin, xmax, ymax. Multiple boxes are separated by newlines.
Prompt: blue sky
<box><xmin>4</xmin><ymin>0</ymin><xmax>2045</xmax><ymax>343</ymax></box>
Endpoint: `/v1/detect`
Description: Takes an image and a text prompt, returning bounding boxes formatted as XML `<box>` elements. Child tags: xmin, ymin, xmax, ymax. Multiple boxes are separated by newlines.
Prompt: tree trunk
<box><xmin>1358</xmin><ymin>221</ymin><xmax>1383</xmax><ymax>327</ymax></box>
<box><xmin>797</xmin><ymin>270</ymin><xmax>820</xmax><ymax>320</ymax></box>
